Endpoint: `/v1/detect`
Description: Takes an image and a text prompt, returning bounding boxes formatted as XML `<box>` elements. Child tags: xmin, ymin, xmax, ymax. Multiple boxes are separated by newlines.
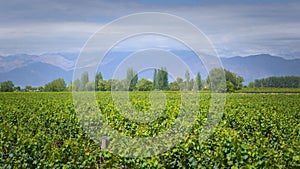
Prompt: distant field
<box><xmin>0</xmin><ymin>92</ymin><xmax>299</xmax><ymax>168</ymax></box>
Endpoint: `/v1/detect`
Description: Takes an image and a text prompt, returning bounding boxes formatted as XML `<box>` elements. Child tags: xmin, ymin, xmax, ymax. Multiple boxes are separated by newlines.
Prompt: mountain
<box><xmin>221</xmin><ymin>54</ymin><xmax>300</xmax><ymax>83</ymax></box>
<box><xmin>0</xmin><ymin>53</ymin><xmax>75</xmax><ymax>73</ymax></box>
<box><xmin>0</xmin><ymin>62</ymin><xmax>73</xmax><ymax>87</ymax></box>
<box><xmin>0</xmin><ymin>53</ymin><xmax>299</xmax><ymax>87</ymax></box>
<box><xmin>0</xmin><ymin>53</ymin><xmax>75</xmax><ymax>87</ymax></box>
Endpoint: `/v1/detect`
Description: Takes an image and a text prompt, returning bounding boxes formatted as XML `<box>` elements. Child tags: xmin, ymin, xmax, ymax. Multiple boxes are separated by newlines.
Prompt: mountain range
<box><xmin>0</xmin><ymin>52</ymin><xmax>299</xmax><ymax>87</ymax></box>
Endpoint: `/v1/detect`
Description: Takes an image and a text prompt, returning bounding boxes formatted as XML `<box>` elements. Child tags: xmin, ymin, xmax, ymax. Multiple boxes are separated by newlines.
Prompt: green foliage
<box><xmin>97</xmin><ymin>79</ymin><xmax>108</xmax><ymax>91</ymax></box>
<box><xmin>0</xmin><ymin>80</ymin><xmax>14</xmax><ymax>92</ymax></box>
<box><xmin>253</xmin><ymin>76</ymin><xmax>300</xmax><ymax>88</ymax></box>
<box><xmin>14</xmin><ymin>86</ymin><xmax>21</xmax><ymax>92</ymax></box>
<box><xmin>95</xmin><ymin>72</ymin><xmax>103</xmax><ymax>91</ymax></box>
<box><xmin>153</xmin><ymin>67</ymin><xmax>169</xmax><ymax>90</ymax></box>
<box><xmin>127</xmin><ymin>68</ymin><xmax>138</xmax><ymax>91</ymax></box>
<box><xmin>72</xmin><ymin>71</ymin><xmax>137</xmax><ymax>92</ymax></box>
<box><xmin>85</xmin><ymin>82</ymin><xmax>95</xmax><ymax>91</ymax></box>
<box><xmin>0</xmin><ymin>93</ymin><xmax>102</xmax><ymax>168</ymax></box>
<box><xmin>37</xmin><ymin>86</ymin><xmax>44</xmax><ymax>92</ymax></box>
<box><xmin>185</xmin><ymin>70</ymin><xmax>191</xmax><ymax>91</ymax></box>
<box><xmin>80</xmin><ymin>72</ymin><xmax>89</xmax><ymax>91</ymax></box>
<box><xmin>136</xmin><ymin>78</ymin><xmax>153</xmax><ymax>91</ymax></box>
<box><xmin>72</xmin><ymin>79</ymin><xmax>81</xmax><ymax>91</ymax></box>
<box><xmin>248</xmin><ymin>82</ymin><xmax>255</xmax><ymax>88</ymax></box>
<box><xmin>110</xmin><ymin>79</ymin><xmax>127</xmax><ymax>91</ymax></box>
<box><xmin>0</xmin><ymin>92</ymin><xmax>299</xmax><ymax>168</ymax></box>
<box><xmin>169</xmin><ymin>82</ymin><xmax>180</xmax><ymax>91</ymax></box>
<box><xmin>237</xmin><ymin>87</ymin><xmax>300</xmax><ymax>93</ymax></box>
<box><xmin>207</xmin><ymin>68</ymin><xmax>244</xmax><ymax>92</ymax></box>
<box><xmin>224</xmin><ymin>69</ymin><xmax>244</xmax><ymax>91</ymax></box>
<box><xmin>196</xmin><ymin>72</ymin><xmax>202</xmax><ymax>91</ymax></box>
<box><xmin>207</xmin><ymin>68</ymin><xmax>227</xmax><ymax>92</ymax></box>
<box><xmin>153</xmin><ymin>69</ymin><xmax>158</xmax><ymax>89</ymax></box>
<box><xmin>176</xmin><ymin>77</ymin><xmax>184</xmax><ymax>90</ymax></box>
<box><xmin>44</xmin><ymin>78</ymin><xmax>66</xmax><ymax>92</ymax></box>
<box><xmin>25</xmin><ymin>86</ymin><xmax>36</xmax><ymax>92</ymax></box>
<box><xmin>227</xmin><ymin>81</ymin><xmax>235</xmax><ymax>92</ymax></box>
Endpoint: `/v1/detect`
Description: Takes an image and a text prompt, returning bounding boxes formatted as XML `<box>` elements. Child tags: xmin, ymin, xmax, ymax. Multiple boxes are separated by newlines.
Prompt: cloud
<box><xmin>0</xmin><ymin>22</ymin><xmax>103</xmax><ymax>54</ymax></box>
<box><xmin>165</xmin><ymin>1</ymin><xmax>300</xmax><ymax>57</ymax></box>
<box><xmin>0</xmin><ymin>0</ymin><xmax>141</xmax><ymax>23</ymax></box>
<box><xmin>0</xmin><ymin>0</ymin><xmax>299</xmax><ymax>58</ymax></box>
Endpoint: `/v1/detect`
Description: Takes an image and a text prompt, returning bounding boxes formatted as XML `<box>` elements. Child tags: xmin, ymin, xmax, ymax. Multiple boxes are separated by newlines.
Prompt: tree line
<box><xmin>248</xmin><ymin>76</ymin><xmax>300</xmax><ymax>88</ymax></box>
<box><xmin>71</xmin><ymin>67</ymin><xmax>203</xmax><ymax>92</ymax></box>
<box><xmin>1</xmin><ymin>68</ymin><xmax>247</xmax><ymax>92</ymax></box>
<box><xmin>0</xmin><ymin>79</ymin><xmax>67</xmax><ymax>92</ymax></box>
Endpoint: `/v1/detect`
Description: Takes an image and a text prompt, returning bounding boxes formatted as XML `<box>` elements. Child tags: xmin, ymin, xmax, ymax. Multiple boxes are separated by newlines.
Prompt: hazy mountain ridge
<box><xmin>221</xmin><ymin>54</ymin><xmax>300</xmax><ymax>83</ymax></box>
<box><xmin>0</xmin><ymin>62</ymin><xmax>73</xmax><ymax>87</ymax></box>
<box><xmin>0</xmin><ymin>53</ymin><xmax>299</xmax><ymax>87</ymax></box>
<box><xmin>0</xmin><ymin>53</ymin><xmax>75</xmax><ymax>87</ymax></box>
<box><xmin>0</xmin><ymin>53</ymin><xmax>75</xmax><ymax>73</ymax></box>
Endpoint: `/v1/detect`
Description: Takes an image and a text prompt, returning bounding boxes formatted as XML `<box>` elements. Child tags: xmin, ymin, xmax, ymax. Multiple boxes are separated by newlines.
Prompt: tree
<box><xmin>236</xmin><ymin>76</ymin><xmax>244</xmax><ymax>90</ymax></box>
<box><xmin>25</xmin><ymin>86</ymin><xmax>33</xmax><ymax>92</ymax></box>
<box><xmin>189</xmin><ymin>79</ymin><xmax>195</xmax><ymax>91</ymax></box>
<box><xmin>169</xmin><ymin>82</ymin><xmax>180</xmax><ymax>91</ymax></box>
<box><xmin>110</xmin><ymin>79</ymin><xmax>127</xmax><ymax>91</ymax></box>
<box><xmin>85</xmin><ymin>82</ymin><xmax>95</xmax><ymax>91</ymax></box>
<box><xmin>207</xmin><ymin>68</ymin><xmax>244</xmax><ymax>92</ymax></box>
<box><xmin>207</xmin><ymin>68</ymin><xmax>226</xmax><ymax>92</ymax></box>
<box><xmin>0</xmin><ymin>80</ymin><xmax>14</xmax><ymax>92</ymax></box>
<box><xmin>176</xmin><ymin>77</ymin><xmax>184</xmax><ymax>91</ymax></box>
<box><xmin>67</xmin><ymin>81</ymin><xmax>72</xmax><ymax>91</ymax></box>
<box><xmin>156</xmin><ymin>67</ymin><xmax>168</xmax><ymax>90</ymax></box>
<box><xmin>44</xmin><ymin>78</ymin><xmax>66</xmax><ymax>92</ymax></box>
<box><xmin>72</xmin><ymin>79</ymin><xmax>81</xmax><ymax>91</ymax></box>
<box><xmin>226</xmin><ymin>81</ymin><xmax>234</xmax><ymax>92</ymax></box>
<box><xmin>95</xmin><ymin>72</ymin><xmax>103</xmax><ymax>91</ymax></box>
<box><xmin>136</xmin><ymin>78</ymin><xmax>153</xmax><ymax>91</ymax></box>
<box><xmin>14</xmin><ymin>86</ymin><xmax>21</xmax><ymax>92</ymax></box>
<box><xmin>107</xmin><ymin>79</ymin><xmax>117</xmax><ymax>91</ymax></box>
<box><xmin>157</xmin><ymin>69</ymin><xmax>163</xmax><ymax>90</ymax></box>
<box><xmin>185</xmin><ymin>70</ymin><xmax>190</xmax><ymax>91</ymax></box>
<box><xmin>248</xmin><ymin>82</ymin><xmax>255</xmax><ymax>88</ymax></box>
<box><xmin>37</xmin><ymin>86</ymin><xmax>44</xmax><ymax>92</ymax></box>
<box><xmin>98</xmin><ymin>79</ymin><xmax>108</xmax><ymax>91</ymax></box>
<box><xmin>153</xmin><ymin>69</ymin><xmax>158</xmax><ymax>89</ymax></box>
<box><xmin>127</xmin><ymin>68</ymin><xmax>138</xmax><ymax>91</ymax></box>
<box><xmin>162</xmin><ymin>67</ymin><xmax>169</xmax><ymax>90</ymax></box>
<box><xmin>196</xmin><ymin>72</ymin><xmax>202</xmax><ymax>91</ymax></box>
<box><xmin>252</xmin><ymin>76</ymin><xmax>300</xmax><ymax>88</ymax></box>
<box><xmin>224</xmin><ymin>69</ymin><xmax>244</xmax><ymax>90</ymax></box>
<box><xmin>80</xmin><ymin>72</ymin><xmax>89</xmax><ymax>91</ymax></box>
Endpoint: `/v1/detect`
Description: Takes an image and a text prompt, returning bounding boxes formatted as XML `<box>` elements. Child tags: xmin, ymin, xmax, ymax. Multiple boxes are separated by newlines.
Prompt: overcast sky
<box><xmin>0</xmin><ymin>0</ymin><xmax>299</xmax><ymax>58</ymax></box>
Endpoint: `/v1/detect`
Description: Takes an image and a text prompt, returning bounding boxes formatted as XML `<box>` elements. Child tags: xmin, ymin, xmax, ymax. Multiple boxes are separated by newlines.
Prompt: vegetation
<box><xmin>196</xmin><ymin>72</ymin><xmax>202</xmax><ymax>91</ymax></box>
<box><xmin>249</xmin><ymin>76</ymin><xmax>300</xmax><ymax>88</ymax></box>
<box><xmin>2</xmin><ymin>69</ymin><xmax>300</xmax><ymax>93</ymax></box>
<box><xmin>153</xmin><ymin>68</ymin><xmax>169</xmax><ymax>90</ymax></box>
<box><xmin>0</xmin><ymin>81</ymin><xmax>14</xmax><ymax>92</ymax></box>
<box><xmin>127</xmin><ymin>68</ymin><xmax>138</xmax><ymax>91</ymax></box>
<box><xmin>0</xmin><ymin>92</ymin><xmax>299</xmax><ymax>168</ymax></box>
<box><xmin>70</xmin><ymin>68</ymin><xmax>245</xmax><ymax>92</ymax></box>
<box><xmin>72</xmin><ymin>68</ymin><xmax>202</xmax><ymax>92</ymax></box>
<box><xmin>238</xmin><ymin>87</ymin><xmax>300</xmax><ymax>93</ymax></box>
<box><xmin>207</xmin><ymin>68</ymin><xmax>244</xmax><ymax>92</ymax></box>
<box><xmin>136</xmin><ymin>78</ymin><xmax>153</xmax><ymax>91</ymax></box>
<box><xmin>44</xmin><ymin>78</ymin><xmax>67</xmax><ymax>92</ymax></box>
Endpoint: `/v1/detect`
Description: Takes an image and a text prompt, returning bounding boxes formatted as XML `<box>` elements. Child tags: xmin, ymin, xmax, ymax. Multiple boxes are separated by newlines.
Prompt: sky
<box><xmin>0</xmin><ymin>0</ymin><xmax>300</xmax><ymax>58</ymax></box>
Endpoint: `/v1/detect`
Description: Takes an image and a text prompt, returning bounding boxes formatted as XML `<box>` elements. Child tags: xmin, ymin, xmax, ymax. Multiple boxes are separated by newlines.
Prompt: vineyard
<box><xmin>0</xmin><ymin>92</ymin><xmax>299</xmax><ymax>168</ymax></box>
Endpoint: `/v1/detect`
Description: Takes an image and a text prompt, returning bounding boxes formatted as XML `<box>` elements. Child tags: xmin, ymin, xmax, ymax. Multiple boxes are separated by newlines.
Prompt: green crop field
<box><xmin>0</xmin><ymin>92</ymin><xmax>299</xmax><ymax>168</ymax></box>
